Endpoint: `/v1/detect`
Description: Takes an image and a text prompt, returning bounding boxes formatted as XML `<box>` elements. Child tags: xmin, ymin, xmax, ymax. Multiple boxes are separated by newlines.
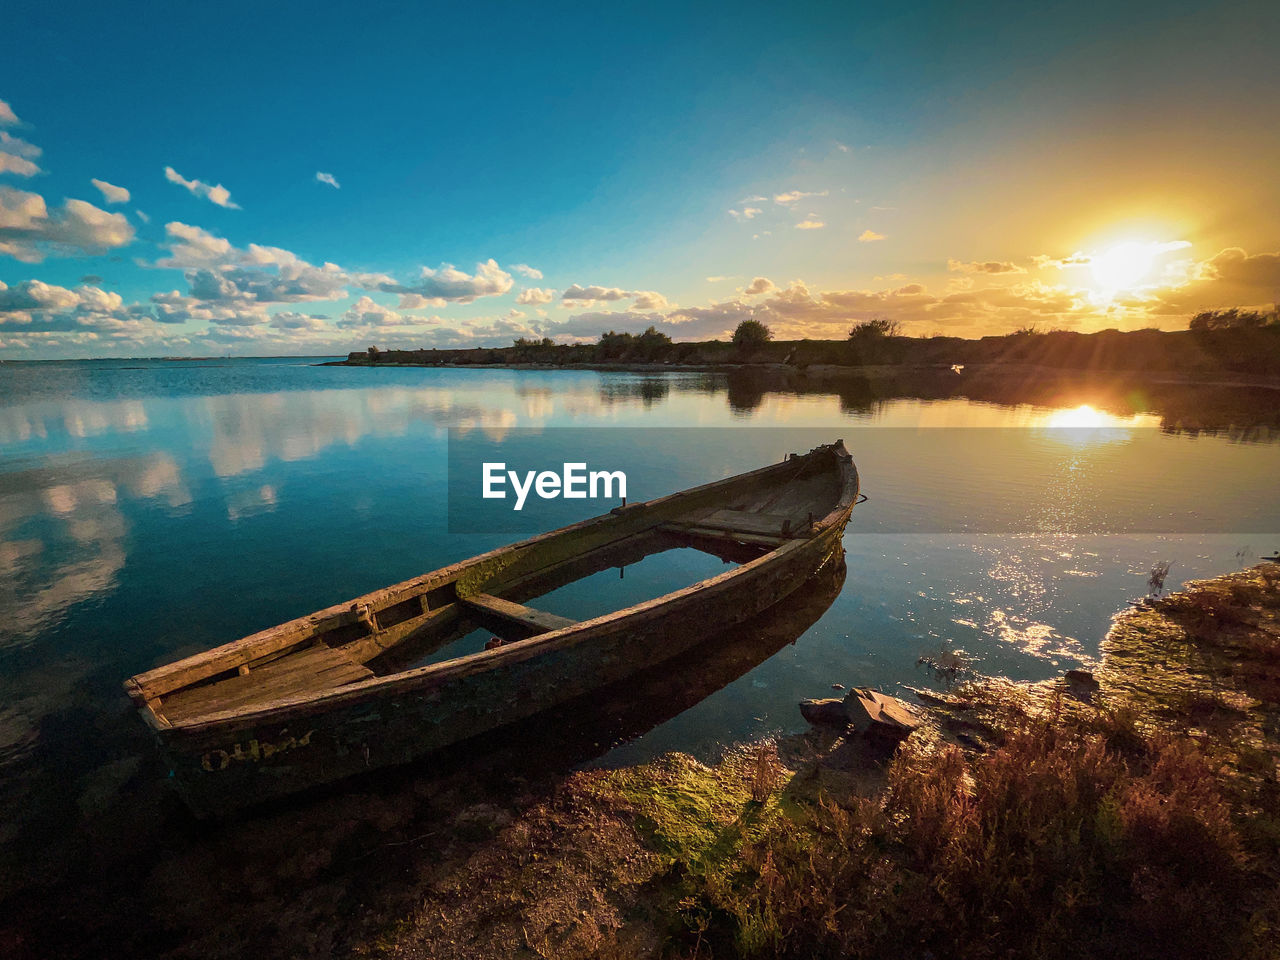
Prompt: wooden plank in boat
<box><xmin>461</xmin><ymin>593</ymin><xmax>577</xmax><ymax>634</ymax></box>
<box><xmin>661</xmin><ymin>524</ymin><xmax>789</xmax><ymax>548</ymax></box>
<box><xmin>161</xmin><ymin>644</ymin><xmax>373</xmax><ymax>723</ymax></box>
<box><xmin>672</xmin><ymin>509</ymin><xmax>801</xmax><ymax>538</ymax></box>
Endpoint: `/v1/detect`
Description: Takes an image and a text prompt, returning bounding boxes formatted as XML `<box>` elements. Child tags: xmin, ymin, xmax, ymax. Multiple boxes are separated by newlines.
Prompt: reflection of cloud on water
<box><xmin>64</xmin><ymin>400</ymin><xmax>148</xmax><ymax>438</ymax></box>
<box><xmin>42</xmin><ymin>478</ymin><xmax>116</xmax><ymax>515</ymax></box>
<box><xmin>2</xmin><ymin>376</ymin><xmax>693</xmax><ymax>490</ymax></box>
<box><xmin>0</xmin><ymin>454</ymin><xmax>189</xmax><ymax>651</ymax></box>
<box><xmin>127</xmin><ymin>455</ymin><xmax>192</xmax><ymax>508</ymax></box>
<box><xmin>0</xmin><ymin>398</ymin><xmax>148</xmax><ymax>445</ymax></box>
<box><xmin>1</xmin><ymin>482</ymin><xmax>127</xmax><ymax>653</ymax></box>
<box><xmin>519</xmin><ymin>388</ymin><xmax>555</xmax><ymax>420</ymax></box>
<box><xmin>227</xmin><ymin>484</ymin><xmax>277</xmax><ymax>522</ymax></box>
<box><xmin>202</xmin><ymin>387</ymin><xmax>522</xmax><ymax>477</ymax></box>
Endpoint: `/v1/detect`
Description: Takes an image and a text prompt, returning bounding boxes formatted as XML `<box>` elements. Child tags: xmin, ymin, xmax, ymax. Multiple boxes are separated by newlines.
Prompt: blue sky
<box><xmin>2</xmin><ymin>0</ymin><xmax>1278</xmax><ymax>357</ymax></box>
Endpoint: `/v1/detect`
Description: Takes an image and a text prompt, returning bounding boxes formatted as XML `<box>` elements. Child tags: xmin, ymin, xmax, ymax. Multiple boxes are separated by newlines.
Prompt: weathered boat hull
<box><xmin>159</xmin><ymin>522</ymin><xmax>847</xmax><ymax>816</ymax></box>
<box><xmin>127</xmin><ymin>440</ymin><xmax>859</xmax><ymax>816</ymax></box>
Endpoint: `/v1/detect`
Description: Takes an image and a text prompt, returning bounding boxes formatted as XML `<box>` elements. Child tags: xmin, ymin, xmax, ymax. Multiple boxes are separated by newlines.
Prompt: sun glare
<box><xmin>1083</xmin><ymin>238</ymin><xmax>1192</xmax><ymax>296</ymax></box>
<box><xmin>1089</xmin><ymin>241</ymin><xmax>1158</xmax><ymax>291</ymax></box>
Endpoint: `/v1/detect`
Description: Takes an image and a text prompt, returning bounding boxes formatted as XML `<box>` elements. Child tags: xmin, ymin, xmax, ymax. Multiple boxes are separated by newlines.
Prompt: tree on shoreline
<box><xmin>848</xmin><ymin>317</ymin><xmax>901</xmax><ymax>340</ymax></box>
<box><xmin>732</xmin><ymin>319</ymin><xmax>773</xmax><ymax>348</ymax></box>
<box><xmin>596</xmin><ymin>326</ymin><xmax>673</xmax><ymax>361</ymax></box>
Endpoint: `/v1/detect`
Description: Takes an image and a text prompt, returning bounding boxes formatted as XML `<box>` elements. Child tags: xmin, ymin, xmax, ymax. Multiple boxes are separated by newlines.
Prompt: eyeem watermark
<box><xmin>482</xmin><ymin>462</ymin><xmax>627</xmax><ymax>511</ymax></box>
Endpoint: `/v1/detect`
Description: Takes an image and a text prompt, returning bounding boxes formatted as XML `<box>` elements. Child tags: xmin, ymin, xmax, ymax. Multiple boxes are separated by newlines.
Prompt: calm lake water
<box><xmin>1</xmin><ymin>358</ymin><xmax>1278</xmax><ymax>927</ymax></box>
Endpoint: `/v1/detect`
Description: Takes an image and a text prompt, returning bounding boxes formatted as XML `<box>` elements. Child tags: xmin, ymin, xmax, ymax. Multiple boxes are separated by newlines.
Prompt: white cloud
<box><xmin>513</xmin><ymin>263</ymin><xmax>543</xmax><ymax>279</ymax></box>
<box><xmin>795</xmin><ymin>219</ymin><xmax>825</xmax><ymax>230</ymax></box>
<box><xmin>408</xmin><ymin>315</ymin><xmax>544</xmax><ymax>348</ymax></box>
<box><xmin>316</xmin><ymin>171</ymin><xmax>340</xmax><ymax>189</ymax></box>
<box><xmin>728</xmin><ymin>207</ymin><xmax>762</xmax><ymax>221</ymax></box>
<box><xmin>156</xmin><ymin>221</ymin><xmax>234</xmax><ymax>268</ymax></box>
<box><xmin>858</xmin><ymin>229</ymin><xmax>885</xmax><ymax>242</ymax></box>
<box><xmin>270</xmin><ymin>312</ymin><xmax>328</xmax><ymax>331</ymax></box>
<box><xmin>0</xmin><ymin>100</ymin><xmax>18</xmax><ymax>126</ymax></box>
<box><xmin>154</xmin><ymin>222</ymin><xmax>352</xmax><ymax>313</ymax></box>
<box><xmin>90</xmin><ymin>179</ymin><xmax>130</xmax><ymax>205</ymax></box>
<box><xmin>774</xmin><ymin>190</ymin><xmax>828</xmax><ymax>205</ymax></box>
<box><xmin>0</xmin><ymin>187</ymin><xmax>136</xmax><ymax>262</ymax></box>
<box><xmin>0</xmin><ymin>132</ymin><xmax>40</xmax><ymax>159</ymax></box>
<box><xmin>557</xmin><ymin>283</ymin><xmax>670</xmax><ymax>311</ymax></box>
<box><xmin>947</xmin><ymin>259</ymin><xmax>1025</xmax><ymax>274</ymax></box>
<box><xmin>149</xmin><ymin>290</ymin><xmax>269</xmax><ymax>326</ymax></box>
<box><xmin>516</xmin><ymin>286</ymin><xmax>555</xmax><ymax>304</ymax></box>
<box><xmin>744</xmin><ymin>277</ymin><xmax>775</xmax><ymax>295</ymax></box>
<box><xmin>562</xmin><ymin>283</ymin><xmax>629</xmax><ymax>302</ymax></box>
<box><xmin>1137</xmin><ymin>246</ymin><xmax>1280</xmax><ymax>314</ymax></box>
<box><xmin>164</xmin><ymin>166</ymin><xmax>240</xmax><ymax>209</ymax></box>
<box><xmin>1194</xmin><ymin>246</ymin><xmax>1279</xmax><ymax>287</ymax></box>
<box><xmin>1032</xmin><ymin>252</ymin><xmax>1092</xmax><ymax>269</ymax></box>
<box><xmin>135</xmin><ymin>209</ymin><xmax>150</xmax><ymax>223</ymax></box>
<box><xmin>381</xmin><ymin>259</ymin><xmax>513</xmax><ymax>305</ymax></box>
<box><xmin>0</xmin><ymin>153</ymin><xmax>41</xmax><ymax>177</ymax></box>
<box><xmin>630</xmin><ymin>291</ymin><xmax>669</xmax><ymax>311</ymax></box>
<box><xmin>0</xmin><ymin>278</ymin><xmax>83</xmax><ymax>312</ymax></box>
<box><xmin>338</xmin><ymin>296</ymin><xmax>438</xmax><ymax>328</ymax></box>
<box><xmin>0</xmin><ymin>278</ymin><xmax>161</xmax><ymax>339</ymax></box>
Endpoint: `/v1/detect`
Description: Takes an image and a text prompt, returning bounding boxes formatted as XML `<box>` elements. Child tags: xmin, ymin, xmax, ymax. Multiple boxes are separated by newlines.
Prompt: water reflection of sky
<box><xmin>0</xmin><ymin>360</ymin><xmax>1277</xmax><ymax>777</ymax></box>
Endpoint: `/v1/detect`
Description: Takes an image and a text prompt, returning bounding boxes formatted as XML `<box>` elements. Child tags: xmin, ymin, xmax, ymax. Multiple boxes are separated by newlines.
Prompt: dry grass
<box><xmin>669</xmin><ymin>712</ymin><xmax>1265</xmax><ymax>960</ymax></box>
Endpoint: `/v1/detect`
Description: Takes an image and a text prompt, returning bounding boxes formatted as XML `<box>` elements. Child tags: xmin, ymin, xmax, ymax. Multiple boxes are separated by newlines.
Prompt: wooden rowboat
<box><xmin>125</xmin><ymin>440</ymin><xmax>859</xmax><ymax>815</ymax></box>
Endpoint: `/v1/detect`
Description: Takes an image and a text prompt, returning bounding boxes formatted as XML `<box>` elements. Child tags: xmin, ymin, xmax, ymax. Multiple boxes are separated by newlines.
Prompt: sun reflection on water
<box><xmin>1038</xmin><ymin>404</ymin><xmax>1159</xmax><ymax>445</ymax></box>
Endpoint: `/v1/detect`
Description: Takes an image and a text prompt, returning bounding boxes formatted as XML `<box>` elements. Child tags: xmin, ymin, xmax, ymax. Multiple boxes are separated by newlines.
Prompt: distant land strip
<box><xmin>328</xmin><ymin>326</ymin><xmax>1280</xmax><ymax>386</ymax></box>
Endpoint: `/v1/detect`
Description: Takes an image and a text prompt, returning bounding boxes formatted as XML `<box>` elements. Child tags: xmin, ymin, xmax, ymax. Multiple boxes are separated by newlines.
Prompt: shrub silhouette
<box><xmin>732</xmin><ymin>319</ymin><xmax>773</xmax><ymax>349</ymax></box>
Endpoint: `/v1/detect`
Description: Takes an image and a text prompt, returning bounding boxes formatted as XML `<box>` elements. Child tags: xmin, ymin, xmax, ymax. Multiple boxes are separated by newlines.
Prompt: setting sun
<box><xmin>1090</xmin><ymin>242</ymin><xmax>1159</xmax><ymax>291</ymax></box>
<box><xmin>1085</xmin><ymin>239</ymin><xmax>1193</xmax><ymax>295</ymax></box>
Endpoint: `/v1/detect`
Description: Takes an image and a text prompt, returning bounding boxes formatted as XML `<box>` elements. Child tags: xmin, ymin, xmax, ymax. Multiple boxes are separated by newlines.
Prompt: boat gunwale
<box><xmin>131</xmin><ymin>441</ymin><xmax>858</xmax><ymax>734</ymax></box>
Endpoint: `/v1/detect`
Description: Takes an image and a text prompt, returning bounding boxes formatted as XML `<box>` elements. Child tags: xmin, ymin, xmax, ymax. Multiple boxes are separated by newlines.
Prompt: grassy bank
<box><xmin>372</xmin><ymin>563</ymin><xmax>1280</xmax><ymax>959</ymax></box>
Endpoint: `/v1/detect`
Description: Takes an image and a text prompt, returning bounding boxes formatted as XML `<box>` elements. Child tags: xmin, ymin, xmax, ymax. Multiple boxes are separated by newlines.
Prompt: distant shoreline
<box><xmin>321</xmin><ymin>358</ymin><xmax>1280</xmax><ymax>391</ymax></box>
<box><xmin>325</xmin><ymin>325</ymin><xmax>1280</xmax><ymax>388</ymax></box>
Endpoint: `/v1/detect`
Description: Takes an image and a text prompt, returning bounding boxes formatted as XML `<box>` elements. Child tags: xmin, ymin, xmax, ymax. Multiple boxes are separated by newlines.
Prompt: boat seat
<box><xmin>660</xmin><ymin>524</ymin><xmax>790</xmax><ymax>548</ymax></box>
<box><xmin>461</xmin><ymin>593</ymin><xmax>577</xmax><ymax>635</ymax></box>
<box><xmin>669</xmin><ymin>509</ymin><xmax>806</xmax><ymax>539</ymax></box>
<box><xmin>160</xmin><ymin>644</ymin><xmax>373</xmax><ymax>723</ymax></box>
